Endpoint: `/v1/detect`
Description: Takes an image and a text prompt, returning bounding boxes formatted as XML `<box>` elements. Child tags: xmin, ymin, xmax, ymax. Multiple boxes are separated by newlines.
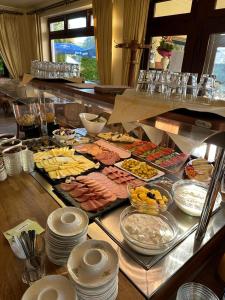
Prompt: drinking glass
<box><xmin>176</xmin><ymin>282</ymin><xmax>219</xmax><ymax>300</ymax></box>
<box><xmin>136</xmin><ymin>70</ymin><xmax>150</xmax><ymax>93</ymax></box>
<box><xmin>186</xmin><ymin>73</ymin><xmax>198</xmax><ymax>103</ymax></box>
<box><xmin>198</xmin><ymin>74</ymin><xmax>216</xmax><ymax>104</ymax></box>
<box><xmin>166</xmin><ymin>72</ymin><xmax>183</xmax><ymax>101</ymax></box>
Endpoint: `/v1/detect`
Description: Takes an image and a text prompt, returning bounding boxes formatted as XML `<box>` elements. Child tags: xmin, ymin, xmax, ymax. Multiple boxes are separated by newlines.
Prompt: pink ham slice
<box><xmin>60</xmin><ymin>182</ymin><xmax>85</xmax><ymax>192</ymax></box>
<box><xmin>75</xmin><ymin>193</ymin><xmax>96</xmax><ymax>202</ymax></box>
<box><xmin>86</xmin><ymin>172</ymin><xmax>128</xmax><ymax>199</ymax></box>
<box><xmin>95</xmin><ymin>139</ymin><xmax>131</xmax><ymax>159</ymax></box>
<box><xmin>69</xmin><ymin>188</ymin><xmax>89</xmax><ymax>198</ymax></box>
<box><xmin>81</xmin><ymin>200</ymin><xmax>99</xmax><ymax>212</ymax></box>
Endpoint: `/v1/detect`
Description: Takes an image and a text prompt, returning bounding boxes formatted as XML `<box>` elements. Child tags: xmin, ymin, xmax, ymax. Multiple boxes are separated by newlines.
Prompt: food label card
<box><xmin>3</xmin><ymin>219</ymin><xmax>44</xmax><ymax>242</ymax></box>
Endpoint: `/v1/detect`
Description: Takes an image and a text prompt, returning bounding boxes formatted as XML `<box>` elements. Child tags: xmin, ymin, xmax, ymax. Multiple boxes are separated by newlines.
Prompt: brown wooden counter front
<box><xmin>0</xmin><ymin>174</ymin><xmax>144</xmax><ymax>300</ymax></box>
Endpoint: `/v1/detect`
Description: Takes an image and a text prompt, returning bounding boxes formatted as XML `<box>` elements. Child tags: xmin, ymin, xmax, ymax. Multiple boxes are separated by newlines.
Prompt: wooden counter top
<box><xmin>0</xmin><ymin>174</ymin><xmax>144</xmax><ymax>300</ymax></box>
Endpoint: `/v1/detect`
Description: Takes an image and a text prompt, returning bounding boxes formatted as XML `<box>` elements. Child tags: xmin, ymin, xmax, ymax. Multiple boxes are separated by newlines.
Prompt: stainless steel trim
<box><xmin>195</xmin><ymin>147</ymin><xmax>225</xmax><ymax>241</ymax></box>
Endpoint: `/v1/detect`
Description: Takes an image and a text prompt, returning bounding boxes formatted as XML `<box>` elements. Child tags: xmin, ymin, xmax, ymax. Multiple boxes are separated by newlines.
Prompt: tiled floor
<box><xmin>0</xmin><ymin>110</ymin><xmax>17</xmax><ymax>135</ymax></box>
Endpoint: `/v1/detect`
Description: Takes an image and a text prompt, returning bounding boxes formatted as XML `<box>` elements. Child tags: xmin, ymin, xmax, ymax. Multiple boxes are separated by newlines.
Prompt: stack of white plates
<box><xmin>46</xmin><ymin>207</ymin><xmax>89</xmax><ymax>266</ymax></box>
<box><xmin>0</xmin><ymin>158</ymin><xmax>7</xmax><ymax>181</ymax></box>
<box><xmin>67</xmin><ymin>240</ymin><xmax>119</xmax><ymax>300</ymax></box>
<box><xmin>22</xmin><ymin>275</ymin><xmax>77</xmax><ymax>300</ymax></box>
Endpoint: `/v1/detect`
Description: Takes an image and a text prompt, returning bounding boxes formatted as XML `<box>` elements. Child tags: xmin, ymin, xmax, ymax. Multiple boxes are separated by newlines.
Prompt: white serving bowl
<box><xmin>79</xmin><ymin>113</ymin><xmax>107</xmax><ymax>135</ymax></box>
<box><xmin>120</xmin><ymin>206</ymin><xmax>178</xmax><ymax>255</ymax></box>
<box><xmin>172</xmin><ymin>179</ymin><xmax>222</xmax><ymax>217</ymax></box>
<box><xmin>53</xmin><ymin>129</ymin><xmax>76</xmax><ymax>142</ymax></box>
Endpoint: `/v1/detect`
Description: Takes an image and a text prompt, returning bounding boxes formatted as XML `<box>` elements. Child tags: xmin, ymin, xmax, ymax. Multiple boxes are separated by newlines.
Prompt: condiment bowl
<box><xmin>79</xmin><ymin>113</ymin><xmax>107</xmax><ymax>135</ymax></box>
<box><xmin>176</xmin><ymin>282</ymin><xmax>219</xmax><ymax>300</ymax></box>
<box><xmin>128</xmin><ymin>184</ymin><xmax>172</xmax><ymax>215</ymax></box>
<box><xmin>53</xmin><ymin>129</ymin><xmax>76</xmax><ymax>142</ymax></box>
<box><xmin>120</xmin><ymin>206</ymin><xmax>178</xmax><ymax>255</ymax></box>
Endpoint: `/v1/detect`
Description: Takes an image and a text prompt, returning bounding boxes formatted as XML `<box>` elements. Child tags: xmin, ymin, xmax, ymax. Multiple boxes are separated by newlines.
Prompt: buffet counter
<box><xmin>1</xmin><ymin>78</ymin><xmax>225</xmax><ymax>299</ymax></box>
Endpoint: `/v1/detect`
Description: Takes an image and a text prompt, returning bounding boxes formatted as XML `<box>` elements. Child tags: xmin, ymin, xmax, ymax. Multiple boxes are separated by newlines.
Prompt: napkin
<box><xmin>3</xmin><ymin>219</ymin><xmax>44</xmax><ymax>242</ymax></box>
<box><xmin>108</xmin><ymin>89</ymin><xmax>225</xmax><ymax>124</ymax></box>
<box><xmin>140</xmin><ymin>124</ymin><xmax>164</xmax><ymax>146</ymax></box>
<box><xmin>167</xmin><ymin>132</ymin><xmax>212</xmax><ymax>154</ymax></box>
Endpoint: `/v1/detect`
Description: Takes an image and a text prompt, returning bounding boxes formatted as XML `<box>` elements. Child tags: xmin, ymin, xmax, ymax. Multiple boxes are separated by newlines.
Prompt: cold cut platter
<box><xmin>54</xmin><ymin>166</ymin><xmax>145</xmax><ymax>218</ymax></box>
<box><xmin>74</xmin><ymin>139</ymin><xmax>131</xmax><ymax>166</ymax></box>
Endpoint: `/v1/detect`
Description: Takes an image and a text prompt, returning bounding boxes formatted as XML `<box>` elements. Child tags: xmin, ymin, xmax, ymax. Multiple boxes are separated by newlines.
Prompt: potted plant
<box><xmin>157</xmin><ymin>37</ymin><xmax>174</xmax><ymax>70</ymax></box>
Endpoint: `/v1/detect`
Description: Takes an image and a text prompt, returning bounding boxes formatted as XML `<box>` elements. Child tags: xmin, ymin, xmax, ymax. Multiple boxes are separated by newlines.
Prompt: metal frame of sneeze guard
<box><xmin>195</xmin><ymin>131</ymin><xmax>225</xmax><ymax>241</ymax></box>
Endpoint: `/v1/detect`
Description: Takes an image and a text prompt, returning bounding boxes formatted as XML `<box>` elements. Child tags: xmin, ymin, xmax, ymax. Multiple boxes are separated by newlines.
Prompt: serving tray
<box><xmin>114</xmin><ymin>160</ymin><xmax>165</xmax><ymax>182</ymax></box>
<box><xmin>53</xmin><ymin>184</ymin><xmax>128</xmax><ymax>220</ymax></box>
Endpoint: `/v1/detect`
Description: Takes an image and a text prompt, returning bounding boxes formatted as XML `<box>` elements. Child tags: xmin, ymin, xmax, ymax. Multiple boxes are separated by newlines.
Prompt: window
<box><xmin>154</xmin><ymin>0</ymin><xmax>192</xmax><ymax>17</ymax></box>
<box><xmin>50</xmin><ymin>20</ymin><xmax>64</xmax><ymax>32</ymax></box>
<box><xmin>215</xmin><ymin>0</ymin><xmax>225</xmax><ymax>9</ymax></box>
<box><xmin>0</xmin><ymin>57</ymin><xmax>8</xmax><ymax>77</ymax></box>
<box><xmin>204</xmin><ymin>34</ymin><xmax>225</xmax><ymax>90</ymax></box>
<box><xmin>143</xmin><ymin>0</ymin><xmax>225</xmax><ymax>76</ymax></box>
<box><xmin>68</xmin><ymin>17</ymin><xmax>86</xmax><ymax>29</ymax></box>
<box><xmin>151</xmin><ymin>35</ymin><xmax>187</xmax><ymax>72</ymax></box>
<box><xmin>90</xmin><ymin>15</ymin><xmax>94</xmax><ymax>26</ymax></box>
<box><xmin>48</xmin><ymin>9</ymin><xmax>98</xmax><ymax>81</ymax></box>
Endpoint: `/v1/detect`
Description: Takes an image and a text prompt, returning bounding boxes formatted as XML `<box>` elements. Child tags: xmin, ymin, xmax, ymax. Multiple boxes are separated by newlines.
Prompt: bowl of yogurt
<box><xmin>172</xmin><ymin>179</ymin><xmax>222</xmax><ymax>217</ymax></box>
<box><xmin>120</xmin><ymin>206</ymin><xmax>178</xmax><ymax>255</ymax></box>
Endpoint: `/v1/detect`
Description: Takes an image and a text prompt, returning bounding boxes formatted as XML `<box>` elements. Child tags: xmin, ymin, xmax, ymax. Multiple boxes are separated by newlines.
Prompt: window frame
<box><xmin>48</xmin><ymin>9</ymin><xmax>94</xmax><ymax>61</ymax></box>
<box><xmin>143</xmin><ymin>0</ymin><xmax>225</xmax><ymax>75</ymax></box>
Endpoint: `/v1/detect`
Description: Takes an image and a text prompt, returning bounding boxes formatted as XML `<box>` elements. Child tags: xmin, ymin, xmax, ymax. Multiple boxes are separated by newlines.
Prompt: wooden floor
<box><xmin>0</xmin><ymin>110</ymin><xmax>16</xmax><ymax>135</ymax></box>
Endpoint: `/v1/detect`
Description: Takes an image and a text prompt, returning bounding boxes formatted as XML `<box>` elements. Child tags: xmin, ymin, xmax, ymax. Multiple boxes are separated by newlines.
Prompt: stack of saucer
<box><xmin>22</xmin><ymin>275</ymin><xmax>77</xmax><ymax>300</ymax></box>
<box><xmin>46</xmin><ymin>207</ymin><xmax>89</xmax><ymax>266</ymax></box>
<box><xmin>0</xmin><ymin>158</ymin><xmax>7</xmax><ymax>181</ymax></box>
<box><xmin>67</xmin><ymin>240</ymin><xmax>119</xmax><ymax>300</ymax></box>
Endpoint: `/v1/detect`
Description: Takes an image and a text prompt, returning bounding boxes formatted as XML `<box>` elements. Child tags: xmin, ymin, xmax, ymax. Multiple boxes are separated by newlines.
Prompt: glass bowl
<box><xmin>176</xmin><ymin>282</ymin><xmax>219</xmax><ymax>300</ymax></box>
<box><xmin>172</xmin><ymin>179</ymin><xmax>221</xmax><ymax>217</ymax></box>
<box><xmin>128</xmin><ymin>184</ymin><xmax>173</xmax><ymax>215</ymax></box>
<box><xmin>53</xmin><ymin>128</ymin><xmax>76</xmax><ymax>142</ymax></box>
<box><xmin>120</xmin><ymin>206</ymin><xmax>178</xmax><ymax>255</ymax></box>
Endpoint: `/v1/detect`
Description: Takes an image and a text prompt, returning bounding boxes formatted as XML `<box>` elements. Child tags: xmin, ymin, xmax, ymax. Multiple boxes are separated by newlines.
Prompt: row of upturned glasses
<box><xmin>31</xmin><ymin>60</ymin><xmax>80</xmax><ymax>79</ymax></box>
<box><xmin>136</xmin><ymin>70</ymin><xmax>220</xmax><ymax>104</ymax></box>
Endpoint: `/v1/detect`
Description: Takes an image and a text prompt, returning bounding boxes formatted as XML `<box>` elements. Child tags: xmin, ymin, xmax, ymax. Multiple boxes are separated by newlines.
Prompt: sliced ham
<box><xmin>95</xmin><ymin>139</ymin><xmax>131</xmax><ymax>159</ymax></box>
<box><xmin>81</xmin><ymin>200</ymin><xmax>99</xmax><ymax>212</ymax></box>
<box><xmin>60</xmin><ymin>182</ymin><xmax>79</xmax><ymax>192</ymax></box>
<box><xmin>69</xmin><ymin>188</ymin><xmax>89</xmax><ymax>198</ymax></box>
